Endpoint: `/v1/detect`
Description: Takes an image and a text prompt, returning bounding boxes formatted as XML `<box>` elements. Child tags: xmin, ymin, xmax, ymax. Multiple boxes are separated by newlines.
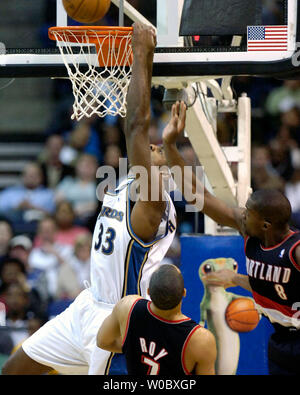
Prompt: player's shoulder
<box><xmin>116</xmin><ymin>295</ymin><xmax>143</xmax><ymax>316</ymax></box>
<box><xmin>187</xmin><ymin>326</ymin><xmax>216</xmax><ymax>357</ymax></box>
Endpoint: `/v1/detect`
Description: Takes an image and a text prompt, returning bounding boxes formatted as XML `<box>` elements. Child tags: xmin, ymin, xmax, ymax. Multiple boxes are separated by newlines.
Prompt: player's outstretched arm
<box><xmin>124</xmin><ymin>22</ymin><xmax>166</xmax><ymax>243</ymax></box>
<box><xmin>97</xmin><ymin>295</ymin><xmax>141</xmax><ymax>353</ymax></box>
<box><xmin>203</xmin><ymin>269</ymin><xmax>252</xmax><ymax>292</ymax></box>
<box><xmin>162</xmin><ymin>102</ymin><xmax>245</xmax><ymax>235</ymax></box>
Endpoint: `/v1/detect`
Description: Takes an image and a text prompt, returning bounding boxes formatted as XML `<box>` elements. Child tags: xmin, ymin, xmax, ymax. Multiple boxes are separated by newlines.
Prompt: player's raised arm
<box><xmin>124</xmin><ymin>23</ymin><xmax>166</xmax><ymax>243</ymax></box>
<box><xmin>162</xmin><ymin>101</ymin><xmax>245</xmax><ymax>235</ymax></box>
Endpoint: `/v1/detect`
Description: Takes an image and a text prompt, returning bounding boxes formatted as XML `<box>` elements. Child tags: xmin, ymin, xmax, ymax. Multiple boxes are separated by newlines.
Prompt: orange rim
<box><xmin>48</xmin><ymin>26</ymin><xmax>133</xmax><ymax>67</ymax></box>
<box><xmin>48</xmin><ymin>26</ymin><xmax>133</xmax><ymax>42</ymax></box>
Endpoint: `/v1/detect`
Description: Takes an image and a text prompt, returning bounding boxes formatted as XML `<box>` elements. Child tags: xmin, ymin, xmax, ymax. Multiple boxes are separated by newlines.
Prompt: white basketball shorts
<box><xmin>22</xmin><ymin>289</ymin><xmax>114</xmax><ymax>375</ymax></box>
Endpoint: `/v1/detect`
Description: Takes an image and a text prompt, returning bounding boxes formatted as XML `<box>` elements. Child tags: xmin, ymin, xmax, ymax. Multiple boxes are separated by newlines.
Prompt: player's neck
<box><xmin>150</xmin><ymin>302</ymin><xmax>186</xmax><ymax>321</ymax></box>
<box><xmin>261</xmin><ymin>227</ymin><xmax>292</xmax><ymax>248</ymax></box>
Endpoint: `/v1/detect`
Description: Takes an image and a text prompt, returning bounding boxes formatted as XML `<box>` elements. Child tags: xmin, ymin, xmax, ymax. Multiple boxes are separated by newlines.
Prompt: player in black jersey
<box><xmin>162</xmin><ymin>111</ymin><xmax>300</xmax><ymax>375</ymax></box>
<box><xmin>97</xmin><ymin>264</ymin><xmax>216</xmax><ymax>375</ymax></box>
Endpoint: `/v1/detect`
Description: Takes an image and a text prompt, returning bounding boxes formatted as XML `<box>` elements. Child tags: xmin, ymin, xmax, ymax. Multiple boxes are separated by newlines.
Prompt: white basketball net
<box><xmin>51</xmin><ymin>28</ymin><xmax>133</xmax><ymax>121</ymax></box>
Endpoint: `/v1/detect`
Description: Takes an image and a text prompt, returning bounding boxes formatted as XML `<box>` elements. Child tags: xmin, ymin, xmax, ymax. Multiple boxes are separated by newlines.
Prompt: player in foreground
<box><xmin>97</xmin><ymin>264</ymin><xmax>216</xmax><ymax>375</ymax></box>
<box><xmin>2</xmin><ymin>23</ymin><xmax>179</xmax><ymax>375</ymax></box>
<box><xmin>162</xmin><ymin>102</ymin><xmax>300</xmax><ymax>375</ymax></box>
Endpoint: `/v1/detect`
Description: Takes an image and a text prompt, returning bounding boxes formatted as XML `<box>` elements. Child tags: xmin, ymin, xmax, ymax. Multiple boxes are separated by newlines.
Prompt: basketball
<box><xmin>225</xmin><ymin>298</ymin><xmax>260</xmax><ymax>333</ymax></box>
<box><xmin>62</xmin><ymin>0</ymin><xmax>111</xmax><ymax>23</ymax></box>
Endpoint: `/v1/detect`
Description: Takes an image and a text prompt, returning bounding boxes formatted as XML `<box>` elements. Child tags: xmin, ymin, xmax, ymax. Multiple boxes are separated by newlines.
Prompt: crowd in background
<box><xmin>0</xmin><ymin>0</ymin><xmax>300</xmax><ymax>367</ymax></box>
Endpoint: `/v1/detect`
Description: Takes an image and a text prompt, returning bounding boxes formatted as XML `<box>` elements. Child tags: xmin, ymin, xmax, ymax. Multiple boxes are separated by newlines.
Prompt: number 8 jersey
<box><xmin>245</xmin><ymin>230</ymin><xmax>300</xmax><ymax>328</ymax></box>
<box><xmin>90</xmin><ymin>178</ymin><xmax>177</xmax><ymax>304</ymax></box>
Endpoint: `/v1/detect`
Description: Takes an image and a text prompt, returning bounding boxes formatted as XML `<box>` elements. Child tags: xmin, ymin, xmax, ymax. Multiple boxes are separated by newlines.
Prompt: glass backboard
<box><xmin>0</xmin><ymin>0</ymin><xmax>299</xmax><ymax>80</ymax></box>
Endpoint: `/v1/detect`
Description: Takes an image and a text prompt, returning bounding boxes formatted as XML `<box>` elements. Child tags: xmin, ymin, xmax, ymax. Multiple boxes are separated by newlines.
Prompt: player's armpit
<box><xmin>130</xmin><ymin>199</ymin><xmax>166</xmax><ymax>243</ymax></box>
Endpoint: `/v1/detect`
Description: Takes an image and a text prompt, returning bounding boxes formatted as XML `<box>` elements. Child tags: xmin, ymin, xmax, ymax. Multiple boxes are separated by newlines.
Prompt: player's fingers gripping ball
<box><xmin>225</xmin><ymin>298</ymin><xmax>260</xmax><ymax>332</ymax></box>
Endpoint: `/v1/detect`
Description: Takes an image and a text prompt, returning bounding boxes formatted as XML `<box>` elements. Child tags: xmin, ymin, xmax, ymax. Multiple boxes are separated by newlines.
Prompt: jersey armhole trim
<box><xmin>289</xmin><ymin>240</ymin><xmax>300</xmax><ymax>272</ymax></box>
<box><xmin>122</xmin><ymin>298</ymin><xmax>143</xmax><ymax>348</ymax></box>
<box><xmin>181</xmin><ymin>325</ymin><xmax>201</xmax><ymax>375</ymax></box>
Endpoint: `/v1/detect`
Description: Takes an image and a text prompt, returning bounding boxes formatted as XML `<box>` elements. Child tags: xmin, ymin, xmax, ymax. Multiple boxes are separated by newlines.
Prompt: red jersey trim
<box><xmin>147</xmin><ymin>301</ymin><xmax>191</xmax><ymax>324</ymax></box>
<box><xmin>122</xmin><ymin>298</ymin><xmax>142</xmax><ymax>347</ymax></box>
<box><xmin>244</xmin><ymin>235</ymin><xmax>249</xmax><ymax>254</ymax></box>
<box><xmin>252</xmin><ymin>291</ymin><xmax>294</xmax><ymax>317</ymax></box>
<box><xmin>289</xmin><ymin>240</ymin><xmax>300</xmax><ymax>272</ymax></box>
<box><xmin>260</xmin><ymin>231</ymin><xmax>295</xmax><ymax>251</ymax></box>
<box><xmin>181</xmin><ymin>325</ymin><xmax>202</xmax><ymax>375</ymax></box>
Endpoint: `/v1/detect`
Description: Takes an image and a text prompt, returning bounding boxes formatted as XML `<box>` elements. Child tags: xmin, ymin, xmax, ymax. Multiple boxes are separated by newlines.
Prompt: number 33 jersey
<box><xmin>245</xmin><ymin>230</ymin><xmax>300</xmax><ymax>328</ymax></box>
<box><xmin>90</xmin><ymin>178</ymin><xmax>177</xmax><ymax>304</ymax></box>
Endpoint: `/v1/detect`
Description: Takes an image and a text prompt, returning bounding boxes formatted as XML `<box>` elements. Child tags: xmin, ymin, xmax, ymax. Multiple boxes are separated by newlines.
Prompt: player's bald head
<box><xmin>248</xmin><ymin>189</ymin><xmax>291</xmax><ymax>228</ymax></box>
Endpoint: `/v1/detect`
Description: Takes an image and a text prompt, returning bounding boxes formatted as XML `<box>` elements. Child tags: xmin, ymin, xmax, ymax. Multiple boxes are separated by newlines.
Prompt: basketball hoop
<box><xmin>48</xmin><ymin>26</ymin><xmax>133</xmax><ymax>120</ymax></box>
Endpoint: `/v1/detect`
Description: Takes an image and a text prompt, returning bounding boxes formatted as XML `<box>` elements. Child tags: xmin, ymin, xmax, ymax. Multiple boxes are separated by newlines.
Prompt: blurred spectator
<box><xmin>38</xmin><ymin>134</ymin><xmax>74</xmax><ymax>189</ymax></box>
<box><xmin>279</xmin><ymin>105</ymin><xmax>300</xmax><ymax>146</ymax></box>
<box><xmin>60</xmin><ymin>119</ymin><xmax>103</xmax><ymax>165</ymax></box>
<box><xmin>56</xmin><ymin>233</ymin><xmax>92</xmax><ymax>300</ymax></box>
<box><xmin>0</xmin><ymin>256</ymin><xmax>43</xmax><ymax>317</ymax></box>
<box><xmin>0</xmin><ymin>330</ymin><xmax>14</xmax><ymax>357</ymax></box>
<box><xmin>33</xmin><ymin>201</ymin><xmax>90</xmax><ymax>248</ymax></box>
<box><xmin>28</xmin><ymin>217</ymin><xmax>72</xmax><ymax>299</ymax></box>
<box><xmin>4</xmin><ymin>283</ymin><xmax>31</xmax><ymax>348</ymax></box>
<box><xmin>269</xmin><ymin>138</ymin><xmax>295</xmax><ymax>182</ymax></box>
<box><xmin>0</xmin><ymin>220</ymin><xmax>13</xmax><ymax>263</ymax></box>
<box><xmin>276</xmin><ymin>124</ymin><xmax>300</xmax><ymax>169</ymax></box>
<box><xmin>101</xmin><ymin>144</ymin><xmax>126</xmax><ymax>192</ymax></box>
<box><xmin>0</xmin><ymin>258</ymin><xmax>27</xmax><ymax>303</ymax></box>
<box><xmin>0</xmin><ymin>163</ymin><xmax>56</xmax><ymax>232</ymax></box>
<box><xmin>285</xmin><ymin>169</ymin><xmax>300</xmax><ymax>229</ymax></box>
<box><xmin>9</xmin><ymin>235</ymin><xmax>49</xmax><ymax>310</ymax></box>
<box><xmin>251</xmin><ymin>145</ymin><xmax>285</xmax><ymax>192</ymax></box>
<box><xmin>265</xmin><ymin>80</ymin><xmax>300</xmax><ymax>116</ymax></box>
<box><xmin>54</xmin><ymin>201</ymin><xmax>90</xmax><ymax>247</ymax></box>
<box><xmin>103</xmin><ymin>144</ymin><xmax>122</xmax><ymax>170</ymax></box>
<box><xmin>55</xmin><ymin>154</ymin><xmax>99</xmax><ymax>224</ymax></box>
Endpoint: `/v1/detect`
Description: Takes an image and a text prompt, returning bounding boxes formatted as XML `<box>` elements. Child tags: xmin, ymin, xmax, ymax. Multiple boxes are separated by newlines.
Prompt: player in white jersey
<box><xmin>90</xmin><ymin>178</ymin><xmax>176</xmax><ymax>305</ymax></box>
<box><xmin>2</xmin><ymin>23</ymin><xmax>184</xmax><ymax>375</ymax></box>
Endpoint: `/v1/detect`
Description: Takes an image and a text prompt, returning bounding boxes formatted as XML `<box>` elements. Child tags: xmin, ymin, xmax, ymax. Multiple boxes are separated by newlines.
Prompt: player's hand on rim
<box><xmin>132</xmin><ymin>22</ymin><xmax>156</xmax><ymax>53</ymax></box>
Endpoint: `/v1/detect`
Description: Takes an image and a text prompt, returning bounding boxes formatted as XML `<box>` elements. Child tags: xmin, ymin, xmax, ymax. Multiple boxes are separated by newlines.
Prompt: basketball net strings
<box><xmin>53</xmin><ymin>29</ymin><xmax>132</xmax><ymax>120</ymax></box>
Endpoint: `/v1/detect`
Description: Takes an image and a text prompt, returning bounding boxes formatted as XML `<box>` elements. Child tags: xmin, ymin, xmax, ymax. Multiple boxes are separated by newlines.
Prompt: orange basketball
<box><xmin>63</xmin><ymin>0</ymin><xmax>111</xmax><ymax>23</ymax></box>
<box><xmin>225</xmin><ymin>298</ymin><xmax>260</xmax><ymax>333</ymax></box>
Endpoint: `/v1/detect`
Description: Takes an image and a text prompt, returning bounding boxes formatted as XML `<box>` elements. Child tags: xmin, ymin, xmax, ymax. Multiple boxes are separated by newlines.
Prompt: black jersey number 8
<box><xmin>94</xmin><ymin>223</ymin><xmax>116</xmax><ymax>255</ymax></box>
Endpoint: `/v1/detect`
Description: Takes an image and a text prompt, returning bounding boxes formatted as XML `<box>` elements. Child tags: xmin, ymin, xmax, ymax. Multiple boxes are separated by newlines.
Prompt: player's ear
<box><xmin>147</xmin><ymin>288</ymin><xmax>150</xmax><ymax>296</ymax></box>
<box><xmin>183</xmin><ymin>288</ymin><xmax>187</xmax><ymax>298</ymax></box>
<box><xmin>263</xmin><ymin>220</ymin><xmax>271</xmax><ymax>230</ymax></box>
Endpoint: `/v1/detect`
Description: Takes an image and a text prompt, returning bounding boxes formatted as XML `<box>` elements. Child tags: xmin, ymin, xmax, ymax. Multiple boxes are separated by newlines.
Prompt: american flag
<box><xmin>247</xmin><ymin>26</ymin><xmax>288</xmax><ymax>51</ymax></box>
